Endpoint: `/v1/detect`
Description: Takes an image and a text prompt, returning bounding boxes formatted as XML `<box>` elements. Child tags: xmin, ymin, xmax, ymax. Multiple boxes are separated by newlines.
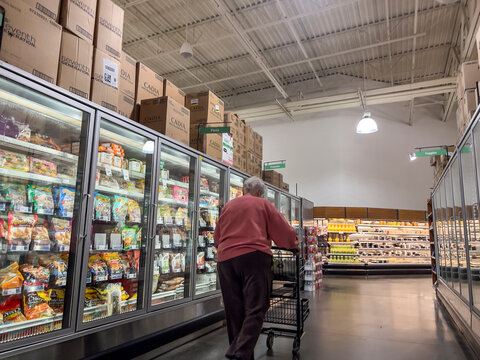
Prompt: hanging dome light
<box><xmin>356</xmin><ymin>112</ymin><xmax>378</xmax><ymax>134</ymax></box>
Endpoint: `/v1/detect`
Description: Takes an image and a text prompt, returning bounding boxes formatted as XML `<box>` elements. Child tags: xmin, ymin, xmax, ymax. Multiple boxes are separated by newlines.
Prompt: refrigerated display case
<box><xmin>195</xmin><ymin>160</ymin><xmax>226</xmax><ymax>296</ymax></box>
<box><xmin>151</xmin><ymin>143</ymin><xmax>196</xmax><ymax>307</ymax></box>
<box><xmin>78</xmin><ymin>113</ymin><xmax>156</xmax><ymax>326</ymax></box>
<box><xmin>0</xmin><ymin>70</ymin><xmax>94</xmax><ymax>345</ymax></box>
<box><xmin>229</xmin><ymin>172</ymin><xmax>245</xmax><ymax>201</ymax></box>
<box><xmin>266</xmin><ymin>187</ymin><xmax>276</xmax><ymax>206</ymax></box>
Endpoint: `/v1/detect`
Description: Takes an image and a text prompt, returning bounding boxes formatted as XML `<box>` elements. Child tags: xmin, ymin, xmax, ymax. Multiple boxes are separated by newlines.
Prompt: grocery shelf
<box><xmin>354</xmin><ymin>233</ymin><xmax>429</xmax><ymax>237</ymax></box>
<box><xmin>327</xmin><ymin>253</ymin><xmax>357</xmax><ymax>256</ymax></box>
<box><xmin>357</xmin><ymin>224</ymin><xmax>428</xmax><ymax>229</ymax></box>
<box><xmin>358</xmin><ymin>255</ymin><xmax>431</xmax><ymax>259</ymax></box>
<box><xmin>327</xmin><ymin>231</ymin><xmax>357</xmax><ymax>234</ymax></box>
<box><xmin>158</xmin><ymin>197</ymin><xmax>188</xmax><ymax>207</ymax></box>
<box><xmin>0</xmin><ymin>167</ymin><xmax>76</xmax><ymax>186</ymax></box>
<box><xmin>358</xmin><ymin>248</ymin><xmax>429</xmax><ymax>251</ymax></box>
<box><xmin>95</xmin><ymin>185</ymin><xmax>144</xmax><ymax>200</ymax></box>
<box><xmin>353</xmin><ymin>240</ymin><xmax>430</xmax><ymax>244</ymax></box>
<box><xmin>200</xmin><ymin>190</ymin><xmax>219</xmax><ymax>198</ymax></box>
<box><xmin>0</xmin><ymin>314</ymin><xmax>63</xmax><ymax>334</ymax></box>
<box><xmin>162</xmin><ymin>179</ymin><xmax>189</xmax><ymax>189</ymax></box>
<box><xmin>327</xmin><ymin>242</ymin><xmax>358</xmax><ymax>244</ymax></box>
<box><xmin>0</xmin><ymin>135</ymin><xmax>78</xmax><ymax>163</ymax></box>
<box><xmin>97</xmin><ymin>163</ymin><xmax>145</xmax><ymax>180</ymax></box>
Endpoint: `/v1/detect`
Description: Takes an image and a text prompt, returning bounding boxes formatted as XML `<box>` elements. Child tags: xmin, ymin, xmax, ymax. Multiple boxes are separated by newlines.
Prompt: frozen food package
<box><xmin>32</xmin><ymin>225</ymin><xmax>50</xmax><ymax>249</ymax></box>
<box><xmin>28</xmin><ymin>185</ymin><xmax>54</xmax><ymax>215</ymax></box>
<box><xmin>29</xmin><ymin>134</ymin><xmax>61</xmax><ymax>151</ymax></box>
<box><xmin>48</xmin><ymin>288</ymin><xmax>65</xmax><ymax>313</ymax></box>
<box><xmin>99</xmin><ymin>174</ymin><xmax>119</xmax><ymax>189</ymax></box>
<box><xmin>23</xmin><ymin>290</ymin><xmax>55</xmax><ymax>320</ymax></box>
<box><xmin>0</xmin><ymin>296</ymin><xmax>27</xmax><ymax>323</ymax></box>
<box><xmin>197</xmin><ymin>251</ymin><xmax>205</xmax><ymax>270</ymax></box>
<box><xmin>57</xmin><ymin>187</ymin><xmax>75</xmax><ymax>217</ymax></box>
<box><xmin>3</xmin><ymin>184</ymin><xmax>27</xmax><ymax>211</ymax></box>
<box><xmin>0</xmin><ymin>150</ymin><xmax>29</xmax><ymax>172</ymax></box>
<box><xmin>7</xmin><ymin>213</ymin><xmax>37</xmax><ymax>247</ymax></box>
<box><xmin>0</xmin><ymin>262</ymin><xmax>24</xmax><ymax>291</ymax></box>
<box><xmin>20</xmin><ymin>264</ymin><xmax>50</xmax><ymax>291</ymax></box>
<box><xmin>50</xmin><ymin>260</ymin><xmax>67</xmax><ymax>286</ymax></box>
<box><xmin>122</xmin><ymin>227</ymin><xmax>137</xmax><ymax>250</ymax></box>
<box><xmin>112</xmin><ymin>196</ymin><xmax>129</xmax><ymax>222</ymax></box>
<box><xmin>52</xmin><ymin>218</ymin><xmax>72</xmax><ymax>247</ymax></box>
<box><xmin>128</xmin><ymin>199</ymin><xmax>141</xmax><ymax>223</ymax></box>
<box><xmin>52</xmin><ymin>218</ymin><xmax>71</xmax><ymax>232</ymax></box>
<box><xmin>95</xmin><ymin>193</ymin><xmax>111</xmax><ymax>221</ymax></box>
<box><xmin>88</xmin><ymin>254</ymin><xmax>108</xmax><ymax>282</ymax></box>
<box><xmin>29</xmin><ymin>157</ymin><xmax>57</xmax><ymax>177</ymax></box>
<box><xmin>171</xmin><ymin>253</ymin><xmax>182</xmax><ymax>273</ymax></box>
<box><xmin>152</xmin><ymin>273</ymin><xmax>160</xmax><ymax>293</ymax></box>
<box><xmin>161</xmin><ymin>253</ymin><xmax>170</xmax><ymax>274</ymax></box>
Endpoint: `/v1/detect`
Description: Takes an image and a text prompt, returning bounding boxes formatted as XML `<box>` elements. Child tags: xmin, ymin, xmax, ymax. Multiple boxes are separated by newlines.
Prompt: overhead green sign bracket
<box><xmin>264</xmin><ymin>160</ymin><xmax>286</xmax><ymax>170</ymax></box>
<box><xmin>415</xmin><ymin>149</ymin><xmax>447</xmax><ymax>157</ymax></box>
<box><xmin>199</xmin><ymin>126</ymin><xmax>231</xmax><ymax>134</ymax></box>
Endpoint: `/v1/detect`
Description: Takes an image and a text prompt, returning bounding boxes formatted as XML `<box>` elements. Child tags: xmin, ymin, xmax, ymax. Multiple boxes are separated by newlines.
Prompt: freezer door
<box><xmin>79</xmin><ymin>113</ymin><xmax>155</xmax><ymax>327</ymax></box>
<box><xmin>0</xmin><ymin>74</ymin><xmax>92</xmax><ymax>345</ymax></box>
<box><xmin>150</xmin><ymin>143</ymin><xmax>197</xmax><ymax>307</ymax></box>
<box><xmin>279</xmin><ymin>194</ymin><xmax>291</xmax><ymax>223</ymax></box>
<box><xmin>228</xmin><ymin>172</ymin><xmax>245</xmax><ymax>201</ymax></box>
<box><xmin>265</xmin><ymin>188</ymin><xmax>276</xmax><ymax>206</ymax></box>
<box><xmin>194</xmin><ymin>160</ymin><xmax>226</xmax><ymax>297</ymax></box>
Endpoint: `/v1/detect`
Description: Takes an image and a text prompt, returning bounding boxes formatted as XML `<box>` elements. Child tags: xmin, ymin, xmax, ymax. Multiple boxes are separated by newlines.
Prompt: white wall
<box><xmin>252</xmin><ymin>102</ymin><xmax>457</xmax><ymax>210</ymax></box>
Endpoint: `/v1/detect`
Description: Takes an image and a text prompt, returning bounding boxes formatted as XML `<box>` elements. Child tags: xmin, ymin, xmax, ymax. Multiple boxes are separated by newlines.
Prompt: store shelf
<box><xmin>354</xmin><ymin>233</ymin><xmax>429</xmax><ymax>237</ymax></box>
<box><xmin>328</xmin><ymin>242</ymin><xmax>358</xmax><ymax>244</ymax></box>
<box><xmin>97</xmin><ymin>163</ymin><xmax>145</xmax><ymax>180</ymax></box>
<box><xmin>358</xmin><ymin>255</ymin><xmax>431</xmax><ymax>259</ymax></box>
<box><xmin>95</xmin><ymin>185</ymin><xmax>144</xmax><ymax>200</ymax></box>
<box><xmin>200</xmin><ymin>190</ymin><xmax>219</xmax><ymax>198</ymax></box>
<box><xmin>0</xmin><ymin>167</ymin><xmax>76</xmax><ymax>186</ymax></box>
<box><xmin>351</xmin><ymin>240</ymin><xmax>429</xmax><ymax>244</ymax></box>
<box><xmin>358</xmin><ymin>248</ymin><xmax>429</xmax><ymax>251</ymax></box>
<box><xmin>357</xmin><ymin>224</ymin><xmax>428</xmax><ymax>229</ymax></box>
<box><xmin>158</xmin><ymin>197</ymin><xmax>188</xmax><ymax>207</ymax></box>
<box><xmin>0</xmin><ymin>314</ymin><xmax>63</xmax><ymax>334</ymax></box>
<box><xmin>0</xmin><ymin>135</ymin><xmax>78</xmax><ymax>163</ymax></box>
<box><xmin>327</xmin><ymin>253</ymin><xmax>357</xmax><ymax>256</ymax></box>
<box><xmin>327</xmin><ymin>231</ymin><xmax>357</xmax><ymax>234</ymax></box>
<box><xmin>161</xmin><ymin>179</ymin><xmax>189</xmax><ymax>189</ymax></box>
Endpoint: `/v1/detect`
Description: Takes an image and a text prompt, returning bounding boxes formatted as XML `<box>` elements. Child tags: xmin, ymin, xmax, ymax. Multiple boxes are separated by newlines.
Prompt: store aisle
<box><xmin>156</xmin><ymin>277</ymin><xmax>472</xmax><ymax>360</ymax></box>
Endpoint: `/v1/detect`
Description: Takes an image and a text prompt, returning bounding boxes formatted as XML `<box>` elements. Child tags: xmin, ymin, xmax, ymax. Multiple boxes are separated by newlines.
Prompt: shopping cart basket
<box><xmin>262</xmin><ymin>247</ymin><xmax>310</xmax><ymax>360</ymax></box>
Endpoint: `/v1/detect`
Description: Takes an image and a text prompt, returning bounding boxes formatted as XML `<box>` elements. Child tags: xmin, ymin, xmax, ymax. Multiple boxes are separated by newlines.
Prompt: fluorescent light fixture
<box><xmin>409</xmin><ymin>153</ymin><xmax>417</xmax><ymax>161</ymax></box>
<box><xmin>356</xmin><ymin>112</ymin><xmax>378</xmax><ymax>134</ymax></box>
<box><xmin>142</xmin><ymin>140</ymin><xmax>155</xmax><ymax>154</ymax></box>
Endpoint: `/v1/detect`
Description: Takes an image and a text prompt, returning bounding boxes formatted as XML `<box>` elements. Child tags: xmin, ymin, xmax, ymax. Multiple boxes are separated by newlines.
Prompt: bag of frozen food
<box><xmin>152</xmin><ymin>273</ymin><xmax>160</xmax><ymax>293</ymax></box>
<box><xmin>0</xmin><ymin>262</ymin><xmax>23</xmax><ymax>292</ymax></box>
<box><xmin>112</xmin><ymin>196</ymin><xmax>129</xmax><ymax>222</ymax></box>
<box><xmin>48</xmin><ymin>288</ymin><xmax>65</xmax><ymax>313</ymax></box>
<box><xmin>2</xmin><ymin>184</ymin><xmax>28</xmax><ymax>212</ymax></box>
<box><xmin>32</xmin><ymin>225</ymin><xmax>50</xmax><ymax>250</ymax></box>
<box><xmin>52</xmin><ymin>218</ymin><xmax>72</xmax><ymax>248</ymax></box>
<box><xmin>7</xmin><ymin>213</ymin><xmax>37</xmax><ymax>247</ymax></box>
<box><xmin>30</xmin><ymin>134</ymin><xmax>61</xmax><ymax>151</ymax></box>
<box><xmin>29</xmin><ymin>157</ymin><xmax>57</xmax><ymax>177</ymax></box>
<box><xmin>197</xmin><ymin>251</ymin><xmax>205</xmax><ymax>270</ymax></box>
<box><xmin>122</xmin><ymin>227</ymin><xmax>137</xmax><ymax>250</ymax></box>
<box><xmin>170</xmin><ymin>253</ymin><xmax>182</xmax><ymax>273</ymax></box>
<box><xmin>20</xmin><ymin>265</ymin><xmax>50</xmax><ymax>291</ymax></box>
<box><xmin>0</xmin><ymin>150</ymin><xmax>29</xmax><ymax>172</ymax></box>
<box><xmin>99</xmin><ymin>174</ymin><xmax>119</xmax><ymax>189</ymax></box>
<box><xmin>28</xmin><ymin>185</ymin><xmax>54</xmax><ymax>215</ymax></box>
<box><xmin>50</xmin><ymin>260</ymin><xmax>67</xmax><ymax>286</ymax></box>
<box><xmin>23</xmin><ymin>289</ymin><xmax>55</xmax><ymax>320</ymax></box>
<box><xmin>88</xmin><ymin>254</ymin><xmax>108</xmax><ymax>282</ymax></box>
<box><xmin>57</xmin><ymin>187</ymin><xmax>75</xmax><ymax>217</ymax></box>
<box><xmin>100</xmin><ymin>252</ymin><xmax>123</xmax><ymax>279</ymax></box>
<box><xmin>128</xmin><ymin>199</ymin><xmax>141</xmax><ymax>223</ymax></box>
<box><xmin>94</xmin><ymin>193</ymin><xmax>111</xmax><ymax>221</ymax></box>
<box><xmin>0</xmin><ymin>295</ymin><xmax>27</xmax><ymax>323</ymax></box>
<box><xmin>161</xmin><ymin>253</ymin><xmax>170</xmax><ymax>274</ymax></box>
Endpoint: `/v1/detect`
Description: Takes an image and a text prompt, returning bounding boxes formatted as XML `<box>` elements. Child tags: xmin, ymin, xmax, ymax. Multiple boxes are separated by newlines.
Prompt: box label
<box><xmin>103</xmin><ymin>58</ymin><xmax>118</xmax><ymax>88</ymax></box>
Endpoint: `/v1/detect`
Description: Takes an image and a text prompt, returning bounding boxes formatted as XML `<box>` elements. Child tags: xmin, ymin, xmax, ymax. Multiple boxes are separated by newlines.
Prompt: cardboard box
<box><xmin>139</xmin><ymin>96</ymin><xmax>190</xmax><ymax>146</ymax></box>
<box><xmin>60</xmin><ymin>0</ymin><xmax>97</xmax><ymax>43</ymax></box>
<box><xmin>254</xmin><ymin>131</ymin><xmax>263</xmax><ymax>158</ymax></box>
<box><xmin>94</xmin><ymin>0</ymin><xmax>124</xmax><ymax>60</ymax></box>
<box><xmin>135</xmin><ymin>62</ymin><xmax>164</xmax><ymax>104</ymax></box>
<box><xmin>0</xmin><ymin>0</ymin><xmax>62</xmax><ymax>84</ymax></box>
<box><xmin>24</xmin><ymin>0</ymin><xmax>61</xmax><ymax>21</ymax></box>
<box><xmin>262</xmin><ymin>170</ymin><xmax>282</xmax><ymax>187</ymax></box>
<box><xmin>253</xmin><ymin>154</ymin><xmax>262</xmax><ymax>177</ymax></box>
<box><xmin>118</xmin><ymin>93</ymin><xmax>135</xmax><ymax>119</ymax></box>
<box><xmin>458</xmin><ymin>61</ymin><xmax>480</xmax><ymax>98</ymax></box>
<box><xmin>246</xmin><ymin>150</ymin><xmax>256</xmax><ymax>176</ymax></box>
<box><xmin>119</xmin><ymin>51</ymin><xmax>136</xmax><ymax>98</ymax></box>
<box><xmin>281</xmin><ymin>182</ymin><xmax>289</xmax><ymax>192</ymax></box>
<box><xmin>186</xmin><ymin>91</ymin><xmax>224</xmax><ymax>125</ymax></box>
<box><xmin>57</xmin><ymin>30</ymin><xmax>93</xmax><ymax>99</ymax></box>
<box><xmin>225</xmin><ymin>112</ymin><xmax>238</xmax><ymax>138</ymax></box>
<box><xmin>164</xmin><ymin>79</ymin><xmax>185</xmax><ymax>106</ymax></box>
<box><xmin>190</xmin><ymin>132</ymin><xmax>222</xmax><ymax>161</ymax></box>
<box><xmin>245</xmin><ymin>126</ymin><xmax>255</xmax><ymax>153</ymax></box>
<box><xmin>90</xmin><ymin>48</ymin><xmax>119</xmax><ymax>112</ymax></box>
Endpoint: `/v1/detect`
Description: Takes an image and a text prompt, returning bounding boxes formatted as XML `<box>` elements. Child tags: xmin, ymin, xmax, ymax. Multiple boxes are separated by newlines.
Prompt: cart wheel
<box><xmin>293</xmin><ymin>337</ymin><xmax>300</xmax><ymax>352</ymax></box>
<box><xmin>266</xmin><ymin>332</ymin><xmax>274</xmax><ymax>350</ymax></box>
<box><xmin>292</xmin><ymin>350</ymin><xmax>300</xmax><ymax>360</ymax></box>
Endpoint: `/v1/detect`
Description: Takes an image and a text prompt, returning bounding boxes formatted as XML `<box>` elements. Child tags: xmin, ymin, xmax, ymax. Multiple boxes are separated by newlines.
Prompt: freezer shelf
<box><xmin>0</xmin><ymin>168</ymin><xmax>76</xmax><ymax>186</ymax></box>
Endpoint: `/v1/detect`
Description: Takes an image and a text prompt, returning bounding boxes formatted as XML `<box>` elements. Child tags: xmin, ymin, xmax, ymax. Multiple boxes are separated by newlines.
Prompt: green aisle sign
<box><xmin>415</xmin><ymin>149</ymin><xmax>447</xmax><ymax>157</ymax></box>
<box><xmin>265</xmin><ymin>163</ymin><xmax>286</xmax><ymax>170</ymax></box>
<box><xmin>199</xmin><ymin>126</ymin><xmax>230</xmax><ymax>134</ymax></box>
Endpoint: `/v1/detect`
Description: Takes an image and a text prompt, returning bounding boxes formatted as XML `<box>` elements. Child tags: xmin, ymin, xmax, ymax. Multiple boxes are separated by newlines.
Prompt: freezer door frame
<box><xmin>192</xmin><ymin>156</ymin><xmax>228</xmax><ymax>300</ymax></box>
<box><xmin>227</xmin><ymin>168</ymin><xmax>248</xmax><ymax>202</ymax></box>
<box><xmin>76</xmin><ymin>111</ymin><xmax>158</xmax><ymax>331</ymax></box>
<box><xmin>0</xmin><ymin>66</ymin><xmax>95</xmax><ymax>350</ymax></box>
<box><xmin>147</xmin><ymin>137</ymin><xmax>200</xmax><ymax>312</ymax></box>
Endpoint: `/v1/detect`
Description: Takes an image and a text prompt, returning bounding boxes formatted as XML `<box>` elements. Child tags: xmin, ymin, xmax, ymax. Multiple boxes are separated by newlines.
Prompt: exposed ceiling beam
<box><xmin>385</xmin><ymin>0</ymin><xmax>394</xmax><ymax>86</ymax></box>
<box><xmin>210</xmin><ymin>0</ymin><xmax>289</xmax><ymax>99</ymax></box>
<box><xmin>137</xmin><ymin>1</ymin><xmax>451</xmax><ymax>63</ymax></box>
<box><xmin>181</xmin><ymin>33</ymin><xmax>426</xmax><ymax>90</ymax></box>
<box><xmin>275</xmin><ymin>0</ymin><xmax>323</xmax><ymax>87</ymax></box>
<box><xmin>234</xmin><ymin>77</ymin><xmax>456</xmax><ymax>123</ymax></box>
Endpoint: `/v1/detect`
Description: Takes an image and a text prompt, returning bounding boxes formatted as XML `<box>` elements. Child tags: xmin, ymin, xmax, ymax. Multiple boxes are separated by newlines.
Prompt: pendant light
<box><xmin>356</xmin><ymin>60</ymin><xmax>378</xmax><ymax>134</ymax></box>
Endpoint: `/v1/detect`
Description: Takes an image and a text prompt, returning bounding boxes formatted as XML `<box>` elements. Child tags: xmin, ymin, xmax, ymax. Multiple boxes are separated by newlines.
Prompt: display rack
<box><xmin>304</xmin><ymin>227</ymin><xmax>322</xmax><ymax>291</ymax></box>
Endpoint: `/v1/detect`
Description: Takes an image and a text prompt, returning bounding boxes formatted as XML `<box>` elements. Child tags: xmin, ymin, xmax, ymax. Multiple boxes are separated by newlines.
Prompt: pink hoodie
<box><xmin>214</xmin><ymin>193</ymin><xmax>298</xmax><ymax>262</ymax></box>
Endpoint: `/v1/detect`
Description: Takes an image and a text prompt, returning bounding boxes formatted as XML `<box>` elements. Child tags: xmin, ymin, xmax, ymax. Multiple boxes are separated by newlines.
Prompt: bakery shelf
<box><xmin>0</xmin><ymin>167</ymin><xmax>76</xmax><ymax>186</ymax></box>
<box><xmin>0</xmin><ymin>135</ymin><xmax>78</xmax><ymax>163</ymax></box>
<box><xmin>95</xmin><ymin>185</ymin><xmax>144</xmax><ymax>200</ymax></box>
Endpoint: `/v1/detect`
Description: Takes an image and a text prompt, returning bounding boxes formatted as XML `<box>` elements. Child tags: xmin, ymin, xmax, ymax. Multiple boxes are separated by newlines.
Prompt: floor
<box><xmin>156</xmin><ymin>276</ymin><xmax>472</xmax><ymax>360</ymax></box>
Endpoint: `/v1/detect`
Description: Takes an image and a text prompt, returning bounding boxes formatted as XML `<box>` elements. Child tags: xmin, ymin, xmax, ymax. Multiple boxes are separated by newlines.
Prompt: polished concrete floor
<box><xmin>157</xmin><ymin>276</ymin><xmax>472</xmax><ymax>360</ymax></box>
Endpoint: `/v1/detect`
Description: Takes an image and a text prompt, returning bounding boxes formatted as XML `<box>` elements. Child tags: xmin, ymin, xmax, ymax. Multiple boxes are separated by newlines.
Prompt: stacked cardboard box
<box><xmin>186</xmin><ymin>91</ymin><xmax>225</xmax><ymax>161</ymax></box>
<box><xmin>225</xmin><ymin>112</ymin><xmax>247</xmax><ymax>172</ymax></box>
<box><xmin>118</xmin><ymin>51</ymin><xmax>136</xmax><ymax>119</ymax></box>
<box><xmin>25</xmin><ymin>0</ymin><xmax>62</xmax><ymax>21</ymax></box>
<box><xmin>262</xmin><ymin>170</ymin><xmax>283</xmax><ymax>188</ymax></box>
<box><xmin>0</xmin><ymin>0</ymin><xmax>62</xmax><ymax>84</ymax></box>
<box><xmin>280</xmin><ymin>182</ymin><xmax>290</xmax><ymax>192</ymax></box>
<box><xmin>164</xmin><ymin>79</ymin><xmax>185</xmax><ymax>106</ymax></box>
<box><xmin>139</xmin><ymin>97</ymin><xmax>190</xmax><ymax>146</ymax></box>
<box><xmin>456</xmin><ymin>61</ymin><xmax>480</xmax><ymax>140</ymax></box>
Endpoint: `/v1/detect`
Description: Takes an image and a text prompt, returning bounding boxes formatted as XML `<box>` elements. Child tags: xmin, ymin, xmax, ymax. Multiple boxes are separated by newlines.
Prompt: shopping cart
<box><xmin>262</xmin><ymin>247</ymin><xmax>310</xmax><ymax>360</ymax></box>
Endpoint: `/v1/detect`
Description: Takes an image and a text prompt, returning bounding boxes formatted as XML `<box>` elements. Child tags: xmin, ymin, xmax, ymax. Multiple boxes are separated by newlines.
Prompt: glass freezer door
<box><xmin>229</xmin><ymin>173</ymin><xmax>244</xmax><ymax>201</ymax></box>
<box><xmin>0</xmin><ymin>76</ymin><xmax>91</xmax><ymax>343</ymax></box>
<box><xmin>279</xmin><ymin>194</ymin><xmax>291</xmax><ymax>223</ymax></box>
<box><xmin>266</xmin><ymin>188</ymin><xmax>276</xmax><ymax>206</ymax></box>
<box><xmin>195</xmin><ymin>161</ymin><xmax>226</xmax><ymax>296</ymax></box>
<box><xmin>80</xmin><ymin>115</ymin><xmax>154</xmax><ymax>325</ymax></box>
<box><xmin>151</xmin><ymin>144</ymin><xmax>196</xmax><ymax>306</ymax></box>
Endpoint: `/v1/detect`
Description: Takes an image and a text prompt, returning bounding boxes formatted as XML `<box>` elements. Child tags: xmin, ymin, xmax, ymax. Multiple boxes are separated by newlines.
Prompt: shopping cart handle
<box><xmin>272</xmin><ymin>246</ymin><xmax>300</xmax><ymax>254</ymax></box>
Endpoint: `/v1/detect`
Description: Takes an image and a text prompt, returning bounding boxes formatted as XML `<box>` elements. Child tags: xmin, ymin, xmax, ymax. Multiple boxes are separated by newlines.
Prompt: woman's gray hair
<box><xmin>244</xmin><ymin>176</ymin><xmax>265</xmax><ymax>196</ymax></box>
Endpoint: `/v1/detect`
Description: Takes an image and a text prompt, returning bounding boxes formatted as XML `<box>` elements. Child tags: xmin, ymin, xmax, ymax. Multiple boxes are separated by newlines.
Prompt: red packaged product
<box><xmin>0</xmin><ymin>295</ymin><xmax>26</xmax><ymax>323</ymax></box>
<box><xmin>29</xmin><ymin>157</ymin><xmax>57</xmax><ymax>177</ymax></box>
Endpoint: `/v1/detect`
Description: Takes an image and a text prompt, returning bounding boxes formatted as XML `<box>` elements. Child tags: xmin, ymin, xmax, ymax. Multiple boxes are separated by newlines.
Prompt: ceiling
<box><xmin>117</xmin><ymin>0</ymin><xmax>467</xmax><ymax>109</ymax></box>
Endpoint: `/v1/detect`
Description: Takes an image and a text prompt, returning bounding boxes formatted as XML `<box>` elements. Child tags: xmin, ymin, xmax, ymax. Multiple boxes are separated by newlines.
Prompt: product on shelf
<box><xmin>29</xmin><ymin>157</ymin><xmax>57</xmax><ymax>177</ymax></box>
<box><xmin>0</xmin><ymin>150</ymin><xmax>29</xmax><ymax>172</ymax></box>
<box><xmin>95</xmin><ymin>193</ymin><xmax>112</xmax><ymax>221</ymax></box>
<box><xmin>28</xmin><ymin>185</ymin><xmax>54</xmax><ymax>215</ymax></box>
<box><xmin>56</xmin><ymin>187</ymin><xmax>75</xmax><ymax>218</ymax></box>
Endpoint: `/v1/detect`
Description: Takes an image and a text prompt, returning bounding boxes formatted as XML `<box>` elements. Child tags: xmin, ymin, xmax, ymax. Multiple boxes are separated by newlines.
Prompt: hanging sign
<box><xmin>199</xmin><ymin>126</ymin><xmax>231</xmax><ymax>134</ymax></box>
<box><xmin>264</xmin><ymin>163</ymin><xmax>286</xmax><ymax>170</ymax></box>
<box><xmin>415</xmin><ymin>149</ymin><xmax>447</xmax><ymax>157</ymax></box>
